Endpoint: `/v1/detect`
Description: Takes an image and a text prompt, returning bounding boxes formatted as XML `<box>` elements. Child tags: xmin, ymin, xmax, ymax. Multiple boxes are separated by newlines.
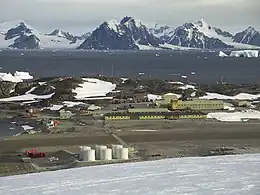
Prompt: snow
<box><xmin>193</xmin><ymin>19</ymin><xmax>260</xmax><ymax>49</ymax></box>
<box><xmin>0</xmin><ymin>93</ymin><xmax>54</xmax><ymax>102</ymax></box>
<box><xmin>43</xmin><ymin>105</ymin><xmax>64</xmax><ymax>111</ymax></box>
<box><xmin>132</xmin><ymin>129</ymin><xmax>158</xmax><ymax>132</ymax></box>
<box><xmin>230</xmin><ymin>50</ymin><xmax>259</xmax><ymax>57</ymax></box>
<box><xmin>21</xmin><ymin>125</ymin><xmax>34</xmax><ymax>131</ymax></box>
<box><xmin>160</xmin><ymin>43</ymin><xmax>195</xmax><ymax>50</ymax></box>
<box><xmin>0</xmin><ymin>20</ymin><xmax>83</xmax><ymax>49</ymax></box>
<box><xmin>218</xmin><ymin>51</ymin><xmax>228</xmax><ymax>57</ymax></box>
<box><xmin>200</xmin><ymin>92</ymin><xmax>260</xmax><ymax>100</ymax></box>
<box><xmin>63</xmin><ymin>101</ymin><xmax>88</xmax><ymax>108</ymax></box>
<box><xmin>147</xmin><ymin>94</ymin><xmax>162</xmax><ymax>101</ymax></box>
<box><xmin>169</xmin><ymin>81</ymin><xmax>184</xmax><ymax>85</ymax></box>
<box><xmin>136</xmin><ymin>44</ymin><xmax>161</xmax><ymax>50</ymax></box>
<box><xmin>223</xmin><ymin>105</ymin><xmax>235</xmax><ymax>111</ymax></box>
<box><xmin>121</xmin><ymin>78</ymin><xmax>129</xmax><ymax>83</ymax></box>
<box><xmin>1</xmin><ymin>154</ymin><xmax>260</xmax><ymax>195</ymax></box>
<box><xmin>25</xmin><ymin>87</ymin><xmax>36</xmax><ymax>95</ymax></box>
<box><xmin>38</xmin><ymin>82</ymin><xmax>46</xmax><ymax>86</ymax></box>
<box><xmin>179</xmin><ymin>84</ymin><xmax>196</xmax><ymax>90</ymax></box>
<box><xmin>73</xmin><ymin>78</ymin><xmax>116</xmax><ymax>100</ymax></box>
<box><xmin>207</xmin><ymin>109</ymin><xmax>260</xmax><ymax>122</ymax></box>
<box><xmin>0</xmin><ymin>71</ymin><xmax>33</xmax><ymax>82</ymax></box>
<box><xmin>106</xmin><ymin>20</ymin><xmax>118</xmax><ymax>32</ymax></box>
<box><xmin>20</xmin><ymin>100</ymin><xmax>39</xmax><ymax>105</ymax></box>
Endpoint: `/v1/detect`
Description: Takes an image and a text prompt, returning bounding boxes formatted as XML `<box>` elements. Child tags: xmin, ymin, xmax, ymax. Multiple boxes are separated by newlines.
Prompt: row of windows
<box><xmin>105</xmin><ymin>115</ymin><xmax>207</xmax><ymax>120</ymax></box>
<box><xmin>177</xmin><ymin>104</ymin><xmax>223</xmax><ymax>107</ymax></box>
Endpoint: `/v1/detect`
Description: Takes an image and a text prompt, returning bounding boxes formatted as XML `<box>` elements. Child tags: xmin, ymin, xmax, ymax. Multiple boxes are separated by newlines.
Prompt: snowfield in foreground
<box><xmin>207</xmin><ymin>109</ymin><xmax>260</xmax><ymax>122</ymax></box>
<box><xmin>1</xmin><ymin>154</ymin><xmax>260</xmax><ymax>195</ymax></box>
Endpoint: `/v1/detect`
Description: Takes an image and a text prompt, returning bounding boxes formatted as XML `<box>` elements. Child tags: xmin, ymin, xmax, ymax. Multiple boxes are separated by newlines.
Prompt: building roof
<box><xmin>179</xmin><ymin>99</ymin><xmax>224</xmax><ymax>104</ymax></box>
<box><xmin>128</xmin><ymin>108</ymin><xmax>169</xmax><ymax>113</ymax></box>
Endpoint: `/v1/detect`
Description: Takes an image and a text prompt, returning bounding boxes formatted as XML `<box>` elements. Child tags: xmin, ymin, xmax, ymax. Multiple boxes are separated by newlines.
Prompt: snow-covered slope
<box><xmin>218</xmin><ymin>51</ymin><xmax>228</xmax><ymax>57</ymax></box>
<box><xmin>73</xmin><ymin>78</ymin><xmax>116</xmax><ymax>99</ymax></box>
<box><xmin>230</xmin><ymin>50</ymin><xmax>259</xmax><ymax>57</ymax></box>
<box><xmin>151</xmin><ymin>19</ymin><xmax>260</xmax><ymax>49</ymax></box>
<box><xmin>234</xmin><ymin>27</ymin><xmax>260</xmax><ymax>46</ymax></box>
<box><xmin>1</xmin><ymin>154</ymin><xmax>260</xmax><ymax>195</ymax></box>
<box><xmin>218</xmin><ymin>50</ymin><xmax>259</xmax><ymax>58</ymax></box>
<box><xmin>0</xmin><ymin>20</ymin><xmax>84</xmax><ymax>49</ymax></box>
<box><xmin>200</xmin><ymin>92</ymin><xmax>260</xmax><ymax>100</ymax></box>
<box><xmin>0</xmin><ymin>71</ymin><xmax>33</xmax><ymax>82</ymax></box>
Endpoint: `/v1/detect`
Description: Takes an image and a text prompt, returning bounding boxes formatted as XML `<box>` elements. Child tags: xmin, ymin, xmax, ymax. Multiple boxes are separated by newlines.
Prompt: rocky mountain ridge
<box><xmin>0</xmin><ymin>18</ymin><xmax>260</xmax><ymax>50</ymax></box>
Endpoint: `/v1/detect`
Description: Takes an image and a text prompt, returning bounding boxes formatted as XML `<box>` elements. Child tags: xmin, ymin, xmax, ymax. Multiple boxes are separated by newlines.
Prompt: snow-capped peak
<box><xmin>196</xmin><ymin>18</ymin><xmax>211</xmax><ymax>29</ymax></box>
<box><xmin>49</xmin><ymin>29</ymin><xmax>64</xmax><ymax>37</ymax></box>
<box><xmin>0</xmin><ymin>20</ymin><xmax>32</xmax><ymax>34</ymax></box>
<box><xmin>244</xmin><ymin>26</ymin><xmax>258</xmax><ymax>36</ymax></box>
<box><xmin>121</xmin><ymin>16</ymin><xmax>143</xmax><ymax>28</ymax></box>
<box><xmin>105</xmin><ymin>19</ymin><xmax>119</xmax><ymax>32</ymax></box>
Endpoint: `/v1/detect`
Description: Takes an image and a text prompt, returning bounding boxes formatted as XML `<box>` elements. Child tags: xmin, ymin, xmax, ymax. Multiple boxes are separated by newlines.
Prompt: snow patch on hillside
<box><xmin>0</xmin><ymin>93</ymin><xmax>54</xmax><ymax>102</ymax></box>
<box><xmin>73</xmin><ymin>78</ymin><xmax>116</xmax><ymax>100</ymax></box>
<box><xmin>0</xmin><ymin>71</ymin><xmax>33</xmax><ymax>82</ymax></box>
<box><xmin>200</xmin><ymin>92</ymin><xmax>260</xmax><ymax>100</ymax></box>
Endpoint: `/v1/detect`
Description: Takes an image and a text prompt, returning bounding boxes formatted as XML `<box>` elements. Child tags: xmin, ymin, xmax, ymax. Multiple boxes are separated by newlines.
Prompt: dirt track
<box><xmin>1</xmin><ymin>128</ymin><xmax>260</xmax><ymax>152</ymax></box>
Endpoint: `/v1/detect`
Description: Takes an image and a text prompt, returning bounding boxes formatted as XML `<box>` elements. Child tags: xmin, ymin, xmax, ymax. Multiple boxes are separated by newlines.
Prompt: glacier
<box><xmin>1</xmin><ymin>154</ymin><xmax>260</xmax><ymax>195</ymax></box>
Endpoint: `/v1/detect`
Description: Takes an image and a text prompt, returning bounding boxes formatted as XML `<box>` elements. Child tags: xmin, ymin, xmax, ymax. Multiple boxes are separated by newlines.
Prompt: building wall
<box><xmin>104</xmin><ymin>112</ymin><xmax>207</xmax><ymax>120</ymax></box>
<box><xmin>171</xmin><ymin>100</ymin><xmax>224</xmax><ymax>110</ymax></box>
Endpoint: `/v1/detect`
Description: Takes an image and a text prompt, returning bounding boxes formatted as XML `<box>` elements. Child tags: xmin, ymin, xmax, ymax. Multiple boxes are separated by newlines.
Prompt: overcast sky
<box><xmin>0</xmin><ymin>0</ymin><xmax>259</xmax><ymax>34</ymax></box>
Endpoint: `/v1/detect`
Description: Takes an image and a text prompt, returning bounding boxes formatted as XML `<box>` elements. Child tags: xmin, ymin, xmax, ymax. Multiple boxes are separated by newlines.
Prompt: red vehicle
<box><xmin>25</xmin><ymin>148</ymin><xmax>46</xmax><ymax>158</ymax></box>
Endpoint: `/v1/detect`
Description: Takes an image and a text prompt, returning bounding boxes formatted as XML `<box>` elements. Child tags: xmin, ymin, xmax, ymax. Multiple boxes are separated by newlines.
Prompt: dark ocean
<box><xmin>0</xmin><ymin>49</ymin><xmax>259</xmax><ymax>84</ymax></box>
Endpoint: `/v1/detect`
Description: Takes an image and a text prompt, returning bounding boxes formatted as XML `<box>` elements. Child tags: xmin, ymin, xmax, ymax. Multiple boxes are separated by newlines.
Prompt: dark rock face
<box><xmin>120</xmin><ymin>16</ymin><xmax>162</xmax><ymax>47</ymax></box>
<box><xmin>78</xmin><ymin>16</ymin><xmax>161</xmax><ymax>50</ymax></box>
<box><xmin>233</xmin><ymin>27</ymin><xmax>260</xmax><ymax>46</ymax></box>
<box><xmin>213</xmin><ymin>27</ymin><xmax>233</xmax><ymax>38</ymax></box>
<box><xmin>0</xmin><ymin>82</ymin><xmax>16</xmax><ymax>98</ymax></box>
<box><xmin>9</xmin><ymin>35</ymin><xmax>40</xmax><ymax>49</ymax></box>
<box><xmin>78</xmin><ymin>23</ymin><xmax>138</xmax><ymax>50</ymax></box>
<box><xmin>15</xmin><ymin>82</ymin><xmax>38</xmax><ymax>95</ymax></box>
<box><xmin>5</xmin><ymin>22</ymin><xmax>32</xmax><ymax>40</ymax></box>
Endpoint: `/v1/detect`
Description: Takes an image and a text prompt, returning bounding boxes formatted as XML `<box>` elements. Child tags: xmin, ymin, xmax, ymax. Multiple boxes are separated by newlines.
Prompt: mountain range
<box><xmin>0</xmin><ymin>17</ymin><xmax>260</xmax><ymax>50</ymax></box>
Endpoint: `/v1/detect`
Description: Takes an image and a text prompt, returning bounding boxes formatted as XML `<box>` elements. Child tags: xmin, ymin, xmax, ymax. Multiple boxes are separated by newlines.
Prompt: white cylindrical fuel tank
<box><xmin>111</xmin><ymin>145</ymin><xmax>118</xmax><ymax>159</ymax></box>
<box><xmin>95</xmin><ymin>145</ymin><xmax>107</xmax><ymax>160</ymax></box>
<box><xmin>115</xmin><ymin>145</ymin><xmax>123</xmax><ymax>159</ymax></box>
<box><xmin>79</xmin><ymin>146</ymin><xmax>91</xmax><ymax>160</ymax></box>
<box><xmin>100</xmin><ymin>148</ymin><xmax>112</xmax><ymax>161</ymax></box>
<box><xmin>118</xmin><ymin>148</ymin><xmax>129</xmax><ymax>160</ymax></box>
<box><xmin>82</xmin><ymin>149</ymin><xmax>95</xmax><ymax>161</ymax></box>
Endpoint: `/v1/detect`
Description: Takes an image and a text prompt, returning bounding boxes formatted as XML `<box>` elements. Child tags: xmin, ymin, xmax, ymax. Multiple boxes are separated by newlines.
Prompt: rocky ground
<box><xmin>1</xmin><ymin>76</ymin><xmax>260</xmax><ymax>105</ymax></box>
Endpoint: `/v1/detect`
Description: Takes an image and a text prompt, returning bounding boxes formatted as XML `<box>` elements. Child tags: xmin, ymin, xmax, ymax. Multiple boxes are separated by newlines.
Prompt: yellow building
<box><xmin>171</xmin><ymin>99</ymin><xmax>224</xmax><ymax>110</ymax></box>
